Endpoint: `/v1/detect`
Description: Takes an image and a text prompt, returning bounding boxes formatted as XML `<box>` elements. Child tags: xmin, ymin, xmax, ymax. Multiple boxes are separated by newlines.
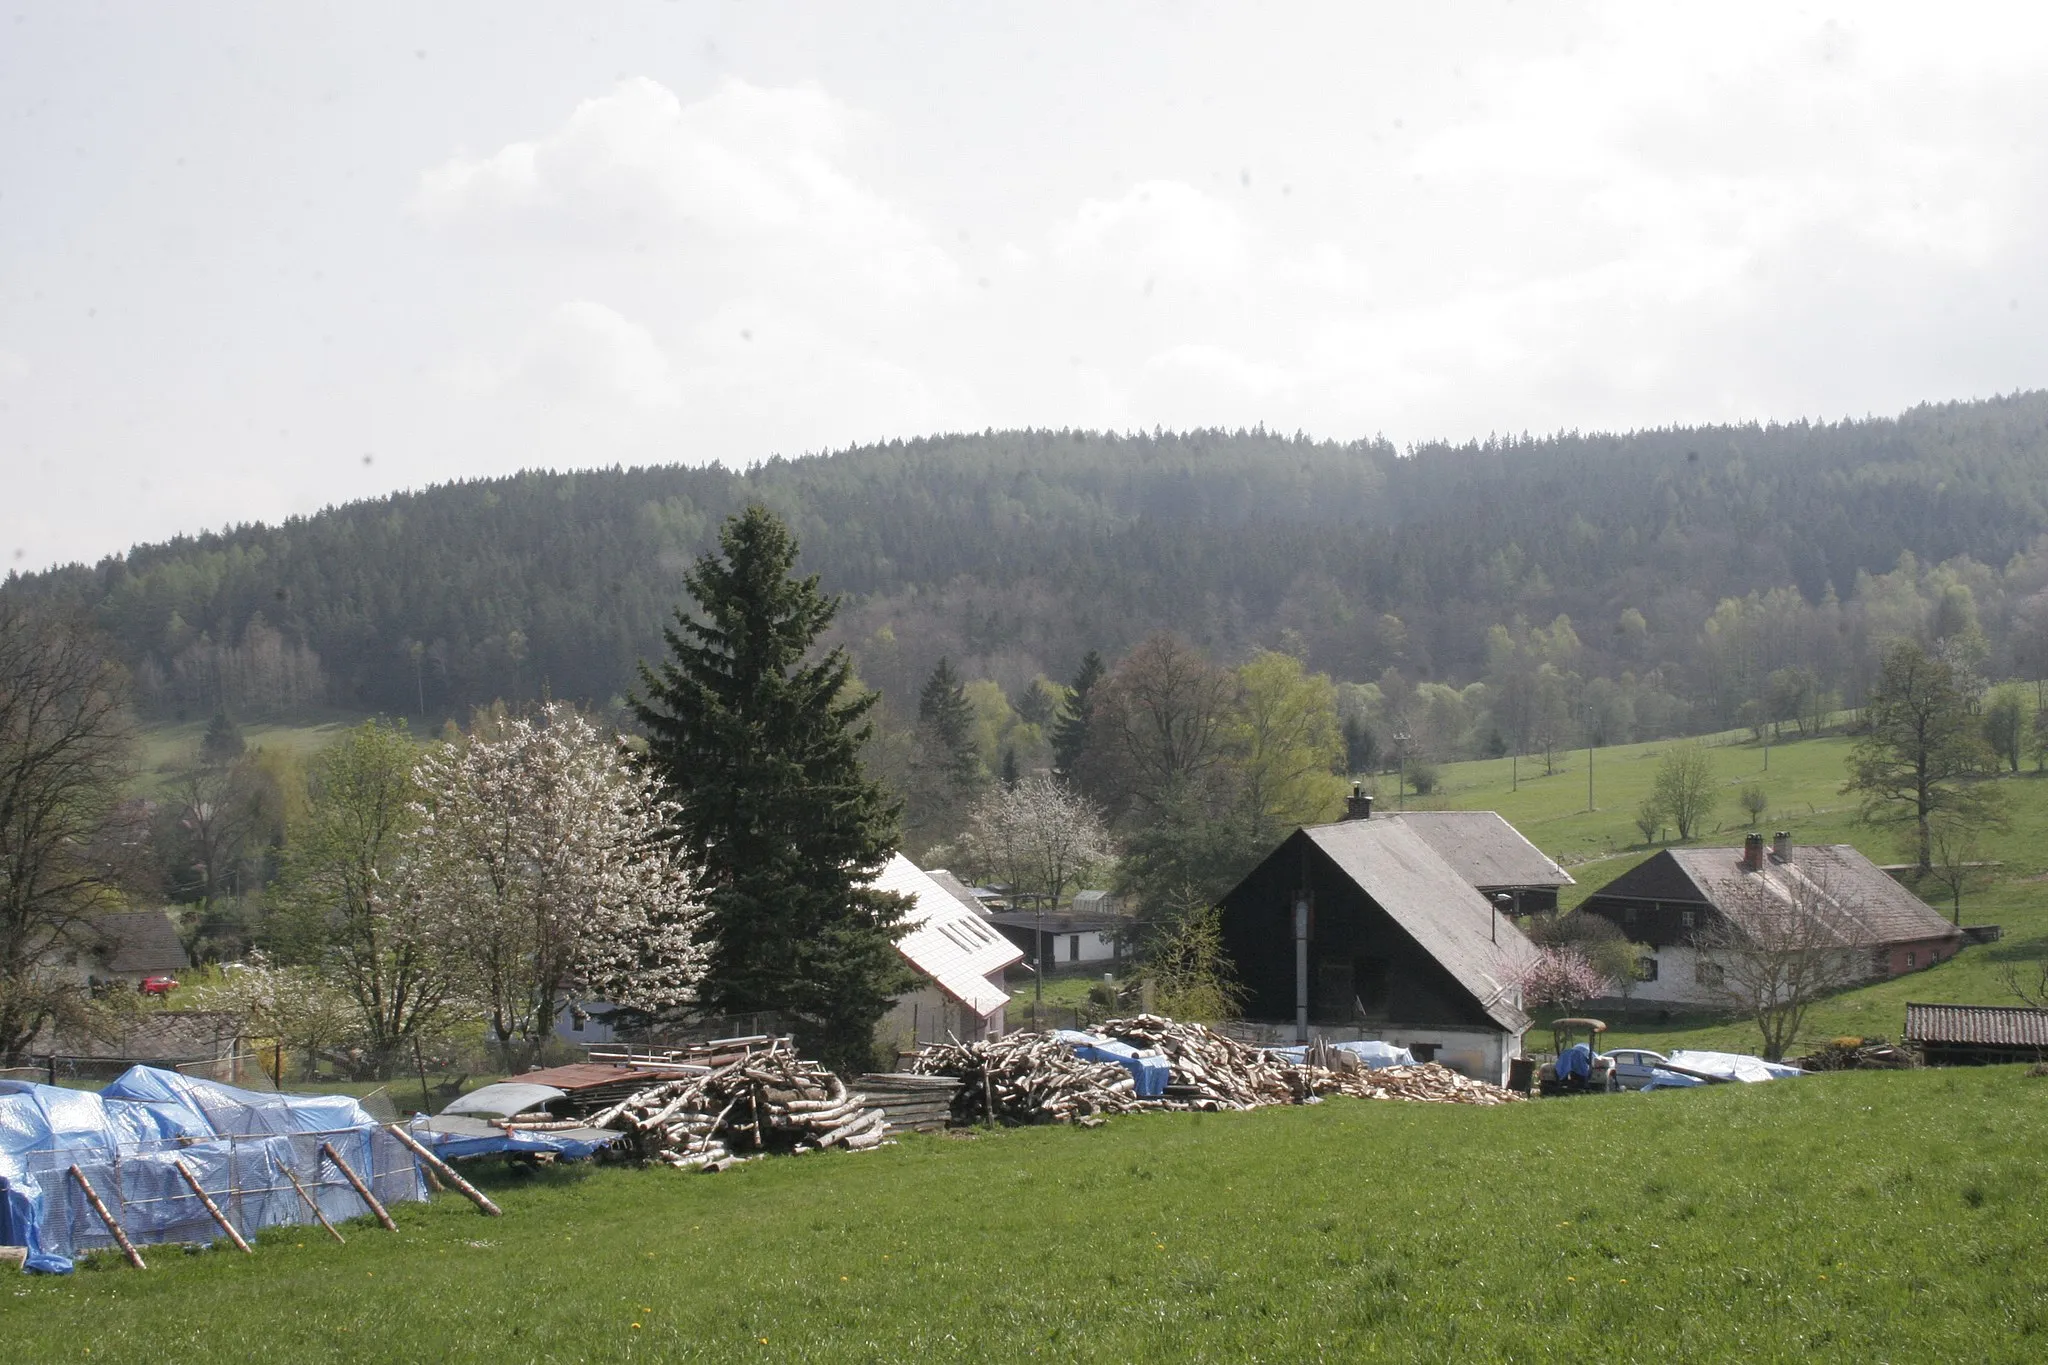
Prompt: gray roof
<box><xmin>1378</xmin><ymin>811</ymin><xmax>1574</xmax><ymax>890</ymax></box>
<box><xmin>1665</xmin><ymin>845</ymin><xmax>1961</xmax><ymax>949</ymax></box>
<box><xmin>1302</xmin><ymin>819</ymin><xmax>1542</xmax><ymax>1033</ymax></box>
<box><xmin>87</xmin><ymin>910</ymin><xmax>189</xmax><ymax>974</ymax></box>
<box><xmin>923</xmin><ymin>868</ymin><xmax>991</xmax><ymax>918</ymax></box>
<box><xmin>1905</xmin><ymin>1003</ymin><xmax>2048</xmax><ymax>1048</ymax></box>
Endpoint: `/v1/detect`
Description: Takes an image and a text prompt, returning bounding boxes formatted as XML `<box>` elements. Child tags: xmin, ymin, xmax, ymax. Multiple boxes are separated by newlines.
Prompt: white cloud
<box><xmin>415</xmin><ymin>76</ymin><xmax>960</xmax><ymax>302</ymax></box>
<box><xmin>1051</xmin><ymin>180</ymin><xmax>1251</xmax><ymax>293</ymax></box>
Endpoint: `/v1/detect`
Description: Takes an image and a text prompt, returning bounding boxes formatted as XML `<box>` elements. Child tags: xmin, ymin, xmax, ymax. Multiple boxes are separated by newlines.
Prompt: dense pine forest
<box><xmin>11</xmin><ymin>392</ymin><xmax>2048</xmax><ymax>758</ymax></box>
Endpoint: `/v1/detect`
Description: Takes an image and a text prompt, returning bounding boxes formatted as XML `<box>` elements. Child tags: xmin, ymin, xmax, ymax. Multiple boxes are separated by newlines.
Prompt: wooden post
<box><xmin>272</xmin><ymin>1154</ymin><xmax>345</xmax><ymax>1243</ymax></box>
<box><xmin>67</xmin><ymin>1166</ymin><xmax>146</xmax><ymax>1270</ymax></box>
<box><xmin>321</xmin><ymin>1142</ymin><xmax>397</xmax><ymax>1232</ymax></box>
<box><xmin>384</xmin><ymin>1124</ymin><xmax>502</xmax><ymax>1217</ymax></box>
<box><xmin>173</xmin><ymin>1159</ymin><xmax>251</xmax><ymax>1253</ymax></box>
<box><xmin>412</xmin><ymin>1037</ymin><xmax>434</xmax><ymax>1115</ymax></box>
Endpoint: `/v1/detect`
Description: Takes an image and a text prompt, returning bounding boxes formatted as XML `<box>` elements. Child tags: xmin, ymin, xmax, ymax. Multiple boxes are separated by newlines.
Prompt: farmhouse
<box><xmin>875</xmin><ymin>854</ymin><xmax>1025</xmax><ymax>1055</ymax></box>
<box><xmin>1579</xmin><ymin>833</ymin><xmax>1965</xmax><ymax>1008</ymax></box>
<box><xmin>1374</xmin><ymin>805</ymin><xmax>1575</xmax><ymax>914</ymax></box>
<box><xmin>46</xmin><ymin>910</ymin><xmax>189</xmax><ymax>991</ymax></box>
<box><xmin>1217</xmin><ymin>805</ymin><xmax>1542</xmax><ymax>1086</ymax></box>
<box><xmin>1904</xmin><ymin>1003</ymin><xmax>2048</xmax><ymax>1066</ymax></box>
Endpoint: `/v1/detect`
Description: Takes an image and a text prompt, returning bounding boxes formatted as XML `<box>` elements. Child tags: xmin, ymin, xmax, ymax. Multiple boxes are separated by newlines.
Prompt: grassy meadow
<box><xmin>5</xmin><ymin>1067</ymin><xmax>2044</xmax><ymax>1362</ymax></box>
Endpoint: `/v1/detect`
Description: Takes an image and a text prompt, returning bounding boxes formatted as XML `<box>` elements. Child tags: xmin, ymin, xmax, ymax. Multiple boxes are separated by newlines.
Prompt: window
<box><xmin>1906</xmin><ymin>950</ymin><xmax>1916</xmax><ymax>969</ymax></box>
<box><xmin>1409</xmin><ymin>1043</ymin><xmax>1440</xmax><ymax>1063</ymax></box>
<box><xmin>1623</xmin><ymin>905</ymin><xmax>1637</xmax><ymax>924</ymax></box>
<box><xmin>1637</xmin><ymin>956</ymin><xmax>1659</xmax><ymax>982</ymax></box>
<box><xmin>1695</xmin><ymin>961</ymin><xmax>1724</xmax><ymax>988</ymax></box>
<box><xmin>1680</xmin><ymin>910</ymin><xmax>1696</xmax><ymax>930</ymax></box>
<box><xmin>1068</xmin><ymin>934</ymin><xmax>1081</xmax><ymax>962</ymax></box>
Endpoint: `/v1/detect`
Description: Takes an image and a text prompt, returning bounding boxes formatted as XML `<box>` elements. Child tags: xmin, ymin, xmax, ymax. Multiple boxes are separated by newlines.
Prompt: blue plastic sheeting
<box><xmin>1638</xmin><ymin>1069</ymin><xmax>1704</xmax><ymax>1091</ymax></box>
<box><xmin>1556</xmin><ymin>1042</ymin><xmax>1595</xmax><ymax>1083</ymax></box>
<box><xmin>0</xmin><ymin>1068</ymin><xmax>423</xmax><ymax>1274</ymax></box>
<box><xmin>1054</xmin><ymin>1031</ymin><xmax>1171</xmax><ymax>1098</ymax></box>
<box><xmin>1266</xmin><ymin>1041</ymin><xmax>1419</xmax><ymax>1070</ymax></box>
<box><xmin>415</xmin><ymin>1115</ymin><xmax>620</xmax><ymax>1162</ymax></box>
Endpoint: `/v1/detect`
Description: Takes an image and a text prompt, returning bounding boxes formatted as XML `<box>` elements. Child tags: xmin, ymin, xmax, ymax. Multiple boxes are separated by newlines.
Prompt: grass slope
<box><xmin>5</xmin><ymin>1070</ymin><xmax>2044</xmax><ymax>1362</ymax></box>
<box><xmin>1410</xmin><ymin>732</ymin><xmax>2048</xmax><ymax>1055</ymax></box>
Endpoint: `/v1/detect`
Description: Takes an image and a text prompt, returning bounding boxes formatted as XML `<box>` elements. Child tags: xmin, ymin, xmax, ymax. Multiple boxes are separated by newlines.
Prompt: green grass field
<box><xmin>5</xmin><ymin>1068</ymin><xmax>2044</xmax><ymax>1362</ymax></box>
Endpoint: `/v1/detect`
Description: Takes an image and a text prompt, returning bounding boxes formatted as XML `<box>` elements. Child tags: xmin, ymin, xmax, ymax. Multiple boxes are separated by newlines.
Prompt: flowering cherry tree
<box><xmin>406</xmin><ymin>705</ymin><xmax>707</xmax><ymax>1068</ymax></box>
<box><xmin>1509</xmin><ymin>946</ymin><xmax>1614</xmax><ymax>1014</ymax></box>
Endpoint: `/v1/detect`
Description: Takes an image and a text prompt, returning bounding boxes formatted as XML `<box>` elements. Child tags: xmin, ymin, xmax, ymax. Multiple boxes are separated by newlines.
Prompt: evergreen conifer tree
<box><xmin>1051</xmin><ymin>650</ymin><xmax>1105</xmax><ymax>779</ymax></box>
<box><xmin>201</xmin><ymin>709</ymin><xmax>246</xmax><ymax>766</ymax></box>
<box><xmin>916</xmin><ymin>657</ymin><xmax>979</xmax><ymax>789</ymax></box>
<box><xmin>634</xmin><ymin>506</ymin><xmax>911</xmax><ymax>1072</ymax></box>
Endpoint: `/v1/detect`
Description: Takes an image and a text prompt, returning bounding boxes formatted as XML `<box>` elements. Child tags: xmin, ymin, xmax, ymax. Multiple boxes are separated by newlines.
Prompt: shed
<box><xmin>1579</xmin><ymin>835</ymin><xmax>1964</xmax><ymax>1007</ymax></box>
<box><xmin>1904</xmin><ymin>1003</ymin><xmax>2048</xmax><ymax>1066</ymax></box>
<box><xmin>986</xmin><ymin>909</ymin><xmax>1125</xmax><ymax>970</ymax></box>
<box><xmin>1217</xmin><ymin>818</ymin><xmax>1540</xmax><ymax>1086</ymax></box>
<box><xmin>874</xmin><ymin>855</ymin><xmax>1025</xmax><ymax>1054</ymax></box>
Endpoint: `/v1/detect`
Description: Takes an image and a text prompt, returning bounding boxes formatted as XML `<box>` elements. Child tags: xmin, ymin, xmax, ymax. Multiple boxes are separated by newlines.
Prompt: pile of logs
<box><xmin>911</xmin><ymin>1014</ymin><xmax>1524</xmax><ymax>1125</ymax></box>
<box><xmin>911</xmin><ymin>1032</ymin><xmax>1151</xmax><ymax>1126</ymax></box>
<box><xmin>1792</xmin><ymin>1036</ymin><xmax>1917</xmax><ymax>1071</ymax></box>
<box><xmin>590</xmin><ymin>1039</ymin><xmax>889</xmax><ymax>1170</ymax></box>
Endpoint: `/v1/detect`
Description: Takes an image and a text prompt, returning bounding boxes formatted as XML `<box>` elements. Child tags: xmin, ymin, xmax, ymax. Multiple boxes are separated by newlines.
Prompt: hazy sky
<box><xmin>5</xmin><ymin>2</ymin><xmax>2047</xmax><ymax>572</ymax></box>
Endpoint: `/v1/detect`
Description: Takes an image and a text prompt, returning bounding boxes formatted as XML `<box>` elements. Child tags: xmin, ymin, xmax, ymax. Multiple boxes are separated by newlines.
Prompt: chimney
<box><xmin>1743</xmin><ymin>832</ymin><xmax>1765</xmax><ymax>871</ymax></box>
<box><xmin>1772</xmin><ymin>831</ymin><xmax>1792</xmax><ymax>861</ymax></box>
<box><xmin>1344</xmin><ymin>783</ymin><xmax>1373</xmax><ymax>821</ymax></box>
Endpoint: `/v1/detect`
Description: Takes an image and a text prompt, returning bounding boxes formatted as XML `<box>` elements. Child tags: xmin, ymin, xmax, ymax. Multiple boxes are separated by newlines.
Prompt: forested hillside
<box><xmin>12</xmin><ymin>392</ymin><xmax>2048</xmax><ymax>743</ymax></box>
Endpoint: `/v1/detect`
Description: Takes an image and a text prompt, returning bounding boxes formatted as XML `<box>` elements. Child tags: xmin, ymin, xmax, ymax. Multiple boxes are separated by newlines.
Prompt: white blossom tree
<box><xmin>407</xmin><ymin>705</ymin><xmax>707</xmax><ymax>1070</ymax></box>
<box><xmin>961</xmin><ymin>771</ymin><xmax>1115</xmax><ymax>910</ymax></box>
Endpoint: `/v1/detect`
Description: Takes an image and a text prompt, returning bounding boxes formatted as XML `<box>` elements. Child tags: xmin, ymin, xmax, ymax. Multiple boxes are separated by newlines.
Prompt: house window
<box><xmin>1623</xmin><ymin>905</ymin><xmax>1637</xmax><ymax>924</ymax></box>
<box><xmin>1906</xmin><ymin>950</ymin><xmax>1916</xmax><ymax>969</ymax></box>
<box><xmin>1637</xmin><ymin>956</ymin><xmax>1659</xmax><ymax>982</ymax></box>
<box><xmin>1410</xmin><ymin>1043</ymin><xmax>1440</xmax><ymax>1063</ymax></box>
<box><xmin>1680</xmin><ymin>910</ymin><xmax>1696</xmax><ymax>930</ymax></box>
<box><xmin>1695</xmin><ymin>961</ymin><xmax>1724</xmax><ymax>988</ymax></box>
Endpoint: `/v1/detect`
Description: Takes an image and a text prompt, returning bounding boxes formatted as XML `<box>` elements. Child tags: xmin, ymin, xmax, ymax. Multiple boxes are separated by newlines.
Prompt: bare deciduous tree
<box><xmin>1652</xmin><ymin>744</ymin><xmax>1718</xmax><ymax>841</ymax></box>
<box><xmin>1697</xmin><ymin>868</ymin><xmax>1869</xmax><ymax>1061</ymax></box>
<box><xmin>0</xmin><ymin>602</ymin><xmax>134</xmax><ymax>1063</ymax></box>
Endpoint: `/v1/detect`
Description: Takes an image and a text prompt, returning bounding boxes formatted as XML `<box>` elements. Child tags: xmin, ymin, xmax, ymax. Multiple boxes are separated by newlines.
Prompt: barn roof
<box><xmin>874</xmin><ymin>855</ymin><xmax>1023</xmax><ymax>1019</ymax></box>
<box><xmin>1382</xmin><ymin>811</ymin><xmax>1575</xmax><ymax>890</ymax></box>
<box><xmin>87</xmin><ymin>911</ymin><xmax>189</xmax><ymax>975</ymax></box>
<box><xmin>1662</xmin><ymin>845</ymin><xmax>1961</xmax><ymax>949</ymax></box>
<box><xmin>1904</xmin><ymin>1003</ymin><xmax>2048</xmax><ymax>1048</ymax></box>
<box><xmin>1301</xmin><ymin>819</ymin><xmax>1542</xmax><ymax>1034</ymax></box>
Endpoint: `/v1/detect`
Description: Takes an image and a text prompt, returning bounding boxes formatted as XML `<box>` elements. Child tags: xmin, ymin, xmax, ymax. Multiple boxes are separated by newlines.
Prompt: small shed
<box><xmin>1904</xmin><ymin>1003</ymin><xmax>2048</xmax><ymax>1066</ymax></box>
<box><xmin>875</xmin><ymin>855</ymin><xmax>1025</xmax><ymax>1054</ymax></box>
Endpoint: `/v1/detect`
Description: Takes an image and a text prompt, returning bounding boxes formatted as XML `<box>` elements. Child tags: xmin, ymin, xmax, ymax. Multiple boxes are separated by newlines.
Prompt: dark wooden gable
<box><xmin>1218</xmin><ymin>829</ymin><xmax>1499</xmax><ymax>1031</ymax></box>
<box><xmin>1578</xmin><ymin>850</ymin><xmax>1713</xmax><ymax>948</ymax></box>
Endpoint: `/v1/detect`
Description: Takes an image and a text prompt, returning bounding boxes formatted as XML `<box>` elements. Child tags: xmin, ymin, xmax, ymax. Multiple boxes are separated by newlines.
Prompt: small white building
<box><xmin>875</xmin><ymin>854</ymin><xmax>1025</xmax><ymax>1059</ymax></box>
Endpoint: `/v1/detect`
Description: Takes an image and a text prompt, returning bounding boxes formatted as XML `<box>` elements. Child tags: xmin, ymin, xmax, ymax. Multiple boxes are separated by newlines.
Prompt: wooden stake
<box><xmin>67</xmin><ymin>1165</ymin><xmax>146</xmax><ymax>1269</ymax></box>
<box><xmin>321</xmin><ymin>1142</ymin><xmax>397</xmax><ymax>1232</ymax></box>
<box><xmin>173</xmin><ymin>1159</ymin><xmax>251</xmax><ymax>1253</ymax></box>
<box><xmin>272</xmin><ymin>1154</ymin><xmax>345</xmax><ymax>1243</ymax></box>
<box><xmin>384</xmin><ymin>1124</ymin><xmax>502</xmax><ymax>1216</ymax></box>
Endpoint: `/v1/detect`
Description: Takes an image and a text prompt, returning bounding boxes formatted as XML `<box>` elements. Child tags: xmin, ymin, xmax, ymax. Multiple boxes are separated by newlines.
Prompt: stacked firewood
<box><xmin>591</xmin><ymin>1040</ymin><xmax>889</xmax><ymax>1169</ymax></box>
<box><xmin>911</xmin><ymin>1032</ymin><xmax>1151</xmax><ymax>1126</ymax></box>
<box><xmin>910</xmin><ymin>1015</ymin><xmax>1524</xmax><ymax>1126</ymax></box>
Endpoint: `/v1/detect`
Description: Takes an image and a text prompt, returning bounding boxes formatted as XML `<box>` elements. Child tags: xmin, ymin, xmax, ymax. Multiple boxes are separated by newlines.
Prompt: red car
<box><xmin>141</xmin><ymin>975</ymin><xmax>180</xmax><ymax>997</ymax></box>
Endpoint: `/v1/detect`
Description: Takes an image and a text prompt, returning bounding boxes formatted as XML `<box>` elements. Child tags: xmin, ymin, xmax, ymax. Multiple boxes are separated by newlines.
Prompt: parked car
<box><xmin>1603</xmin><ymin>1048</ymin><xmax>1669</xmax><ymax>1091</ymax></box>
<box><xmin>140</xmin><ymin>975</ymin><xmax>180</xmax><ymax>997</ymax></box>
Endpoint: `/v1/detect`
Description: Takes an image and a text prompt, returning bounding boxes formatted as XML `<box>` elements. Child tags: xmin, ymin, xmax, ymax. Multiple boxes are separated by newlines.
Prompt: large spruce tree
<box><xmin>634</xmin><ymin>506</ymin><xmax>911</xmax><ymax>1072</ymax></box>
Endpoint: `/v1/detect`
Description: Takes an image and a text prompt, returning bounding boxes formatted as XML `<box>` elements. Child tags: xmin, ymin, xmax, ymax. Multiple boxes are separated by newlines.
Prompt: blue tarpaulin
<box><xmin>1054</xmin><ymin>1031</ymin><xmax>1171</xmax><ymax>1098</ymax></box>
<box><xmin>0</xmin><ymin>1068</ymin><xmax>422</xmax><ymax>1274</ymax></box>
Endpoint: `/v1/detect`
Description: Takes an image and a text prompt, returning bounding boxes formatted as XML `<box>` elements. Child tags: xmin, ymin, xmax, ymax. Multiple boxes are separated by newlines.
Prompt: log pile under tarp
<box><xmin>591</xmin><ymin>1039</ymin><xmax>890</xmax><ymax>1169</ymax></box>
<box><xmin>911</xmin><ymin>1014</ymin><xmax>1524</xmax><ymax>1125</ymax></box>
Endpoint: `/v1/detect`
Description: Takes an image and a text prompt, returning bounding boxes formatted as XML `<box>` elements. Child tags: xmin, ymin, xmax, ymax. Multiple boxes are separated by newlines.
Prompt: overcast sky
<box><xmin>5</xmin><ymin>2</ymin><xmax>2047</xmax><ymax>572</ymax></box>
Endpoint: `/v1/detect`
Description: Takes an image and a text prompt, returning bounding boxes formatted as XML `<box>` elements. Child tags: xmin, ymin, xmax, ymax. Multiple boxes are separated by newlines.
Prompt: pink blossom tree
<box><xmin>1510</xmin><ymin>947</ymin><xmax>1614</xmax><ymax>1015</ymax></box>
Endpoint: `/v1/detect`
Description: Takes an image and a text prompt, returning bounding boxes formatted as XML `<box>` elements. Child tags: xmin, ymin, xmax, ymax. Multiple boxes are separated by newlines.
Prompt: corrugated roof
<box><xmin>1666</xmin><ymin>845</ymin><xmax>1961</xmax><ymax>949</ymax></box>
<box><xmin>1904</xmin><ymin>1003</ymin><xmax>2048</xmax><ymax>1048</ymax></box>
<box><xmin>1302</xmin><ymin>820</ymin><xmax>1542</xmax><ymax>1033</ymax></box>
<box><xmin>1379</xmin><ymin>811</ymin><xmax>1575</xmax><ymax>889</ymax></box>
<box><xmin>87</xmin><ymin>910</ymin><xmax>189</xmax><ymax>975</ymax></box>
<box><xmin>875</xmin><ymin>854</ymin><xmax>1023</xmax><ymax>1018</ymax></box>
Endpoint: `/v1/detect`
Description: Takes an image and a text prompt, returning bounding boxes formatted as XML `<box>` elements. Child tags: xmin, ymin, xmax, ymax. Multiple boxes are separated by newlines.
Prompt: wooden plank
<box><xmin>67</xmin><ymin>1166</ymin><xmax>146</xmax><ymax>1269</ymax></box>
<box><xmin>173</xmin><ymin>1159</ymin><xmax>251</xmax><ymax>1253</ymax></box>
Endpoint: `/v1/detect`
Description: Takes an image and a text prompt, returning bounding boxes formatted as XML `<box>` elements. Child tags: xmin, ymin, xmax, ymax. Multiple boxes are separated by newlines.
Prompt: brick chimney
<box><xmin>1742</xmin><ymin>832</ymin><xmax>1765</xmax><ymax>871</ymax></box>
<box><xmin>1344</xmin><ymin>783</ymin><xmax>1373</xmax><ymax>821</ymax></box>
<box><xmin>1772</xmin><ymin>831</ymin><xmax>1792</xmax><ymax>861</ymax></box>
